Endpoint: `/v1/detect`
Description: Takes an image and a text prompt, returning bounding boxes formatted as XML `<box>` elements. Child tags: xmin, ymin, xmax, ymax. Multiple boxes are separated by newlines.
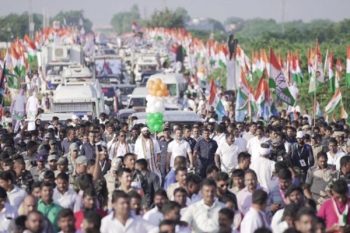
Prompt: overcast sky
<box><xmin>1</xmin><ymin>0</ymin><xmax>349</xmax><ymax>27</ymax></box>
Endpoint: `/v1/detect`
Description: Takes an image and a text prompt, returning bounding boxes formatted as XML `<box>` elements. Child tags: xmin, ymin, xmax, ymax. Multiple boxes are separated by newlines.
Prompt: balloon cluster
<box><xmin>147</xmin><ymin>79</ymin><xmax>169</xmax><ymax>97</ymax></box>
<box><xmin>146</xmin><ymin>78</ymin><xmax>169</xmax><ymax>133</ymax></box>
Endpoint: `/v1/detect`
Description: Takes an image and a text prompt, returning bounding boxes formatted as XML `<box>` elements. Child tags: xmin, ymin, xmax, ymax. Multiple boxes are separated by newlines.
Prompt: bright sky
<box><xmin>1</xmin><ymin>0</ymin><xmax>349</xmax><ymax>27</ymax></box>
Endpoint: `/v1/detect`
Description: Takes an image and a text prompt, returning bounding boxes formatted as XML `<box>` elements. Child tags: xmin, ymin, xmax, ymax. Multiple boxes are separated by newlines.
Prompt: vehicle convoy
<box><xmin>39</xmin><ymin>64</ymin><xmax>106</xmax><ymax>121</ymax></box>
<box><xmin>40</xmin><ymin>43</ymin><xmax>84</xmax><ymax>90</ymax></box>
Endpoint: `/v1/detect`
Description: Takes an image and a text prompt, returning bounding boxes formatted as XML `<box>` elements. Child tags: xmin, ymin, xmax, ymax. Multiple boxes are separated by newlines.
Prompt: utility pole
<box><xmin>28</xmin><ymin>0</ymin><xmax>34</xmax><ymax>38</ymax></box>
<box><xmin>281</xmin><ymin>0</ymin><xmax>286</xmax><ymax>34</ymax></box>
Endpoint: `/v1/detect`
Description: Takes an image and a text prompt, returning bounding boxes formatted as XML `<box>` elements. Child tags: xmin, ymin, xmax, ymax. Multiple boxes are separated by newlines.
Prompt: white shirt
<box><xmin>240</xmin><ymin>207</ymin><xmax>269</xmax><ymax>233</ymax></box>
<box><xmin>7</xmin><ymin>186</ymin><xmax>26</xmax><ymax>210</ymax></box>
<box><xmin>243</xmin><ymin>131</ymin><xmax>255</xmax><ymax>142</ymax></box>
<box><xmin>167</xmin><ymin>140</ymin><xmax>191</xmax><ymax>168</ymax></box>
<box><xmin>134</xmin><ymin>137</ymin><xmax>161</xmax><ymax>160</ymax></box>
<box><xmin>246</xmin><ymin>136</ymin><xmax>268</xmax><ymax>159</ymax></box>
<box><xmin>0</xmin><ymin>203</ymin><xmax>17</xmax><ymax>233</ymax></box>
<box><xmin>213</xmin><ymin>133</ymin><xmax>225</xmax><ymax>145</ymax></box>
<box><xmin>251</xmin><ymin>157</ymin><xmax>276</xmax><ymax>192</ymax></box>
<box><xmin>26</xmin><ymin>95</ymin><xmax>39</xmax><ymax>112</ymax></box>
<box><xmin>215</xmin><ymin>141</ymin><xmax>241</xmax><ymax>173</ymax></box>
<box><xmin>181</xmin><ymin>200</ymin><xmax>225</xmax><ymax>233</ymax></box>
<box><xmin>53</xmin><ymin>187</ymin><xmax>77</xmax><ymax>209</ymax></box>
<box><xmin>143</xmin><ymin>207</ymin><xmax>163</xmax><ymax>226</ymax></box>
<box><xmin>271</xmin><ymin>208</ymin><xmax>285</xmax><ymax>233</ymax></box>
<box><xmin>101</xmin><ymin>213</ymin><xmax>155</xmax><ymax>233</ymax></box>
<box><xmin>327</xmin><ymin>151</ymin><xmax>346</xmax><ymax>170</ymax></box>
<box><xmin>108</xmin><ymin>141</ymin><xmax>132</xmax><ymax>159</ymax></box>
<box><xmin>13</xmin><ymin>94</ymin><xmax>26</xmax><ymax>112</ymax></box>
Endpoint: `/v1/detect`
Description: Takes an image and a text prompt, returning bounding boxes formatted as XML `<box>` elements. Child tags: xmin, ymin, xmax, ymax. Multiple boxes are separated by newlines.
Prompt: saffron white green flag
<box><xmin>325</xmin><ymin>89</ymin><xmax>342</xmax><ymax>114</ymax></box>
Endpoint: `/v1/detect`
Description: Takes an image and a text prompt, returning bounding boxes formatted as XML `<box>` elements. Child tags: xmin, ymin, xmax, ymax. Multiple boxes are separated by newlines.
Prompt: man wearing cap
<box><xmin>64</xmin><ymin>142</ymin><xmax>80</xmax><ymax>175</ymax></box>
<box><xmin>30</xmin><ymin>154</ymin><xmax>47</xmax><ymax>182</ymax></box>
<box><xmin>46</xmin><ymin>153</ymin><xmax>58</xmax><ymax>172</ymax></box>
<box><xmin>290</xmin><ymin>131</ymin><xmax>314</xmax><ymax>179</ymax></box>
<box><xmin>55</xmin><ymin>157</ymin><xmax>69</xmax><ymax>177</ymax></box>
<box><xmin>69</xmin><ymin>156</ymin><xmax>88</xmax><ymax>191</ymax></box>
<box><xmin>134</xmin><ymin>127</ymin><xmax>161</xmax><ymax>178</ymax></box>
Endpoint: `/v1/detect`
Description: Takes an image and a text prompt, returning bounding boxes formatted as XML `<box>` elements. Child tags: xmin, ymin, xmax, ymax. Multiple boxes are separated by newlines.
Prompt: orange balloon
<box><xmin>163</xmin><ymin>89</ymin><xmax>169</xmax><ymax>96</ymax></box>
<box><xmin>150</xmin><ymin>89</ymin><xmax>157</xmax><ymax>96</ymax></box>
<box><xmin>160</xmin><ymin>83</ymin><xmax>167</xmax><ymax>91</ymax></box>
<box><xmin>154</xmin><ymin>78</ymin><xmax>161</xmax><ymax>86</ymax></box>
<box><xmin>147</xmin><ymin>80</ymin><xmax>155</xmax><ymax>88</ymax></box>
<box><xmin>156</xmin><ymin>90</ymin><xmax>163</xmax><ymax>97</ymax></box>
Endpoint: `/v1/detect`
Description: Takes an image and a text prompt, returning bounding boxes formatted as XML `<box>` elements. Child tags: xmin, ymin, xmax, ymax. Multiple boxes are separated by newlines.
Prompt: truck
<box><xmin>133</xmin><ymin>53</ymin><xmax>158</xmax><ymax>83</ymax></box>
<box><xmin>40</xmin><ymin>43</ymin><xmax>84</xmax><ymax>90</ymax></box>
<box><xmin>39</xmin><ymin>64</ymin><xmax>106</xmax><ymax>121</ymax></box>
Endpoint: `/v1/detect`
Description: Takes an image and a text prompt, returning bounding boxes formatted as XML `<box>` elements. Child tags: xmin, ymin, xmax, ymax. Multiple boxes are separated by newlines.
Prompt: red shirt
<box><xmin>74</xmin><ymin>209</ymin><xmax>107</xmax><ymax>230</ymax></box>
<box><xmin>317</xmin><ymin>198</ymin><xmax>350</xmax><ymax>229</ymax></box>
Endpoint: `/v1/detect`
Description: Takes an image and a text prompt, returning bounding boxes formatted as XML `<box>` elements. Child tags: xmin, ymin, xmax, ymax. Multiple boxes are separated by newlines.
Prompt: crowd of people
<box><xmin>0</xmin><ymin>85</ymin><xmax>349</xmax><ymax>233</ymax></box>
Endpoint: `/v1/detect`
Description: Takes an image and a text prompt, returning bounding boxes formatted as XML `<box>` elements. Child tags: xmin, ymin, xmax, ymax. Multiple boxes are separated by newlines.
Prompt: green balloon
<box><xmin>154</xmin><ymin>123</ymin><xmax>163</xmax><ymax>132</ymax></box>
<box><xmin>154</xmin><ymin>112</ymin><xmax>163</xmax><ymax>121</ymax></box>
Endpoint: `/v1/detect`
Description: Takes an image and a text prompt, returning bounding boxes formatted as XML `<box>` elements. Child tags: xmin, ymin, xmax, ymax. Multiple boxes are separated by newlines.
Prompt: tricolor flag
<box><xmin>269</xmin><ymin>49</ymin><xmax>295</xmax><ymax>106</ymax></box>
<box><xmin>325</xmin><ymin>89</ymin><xmax>343</xmax><ymax>114</ymax></box>
<box><xmin>347</xmin><ymin>46</ymin><xmax>350</xmax><ymax>88</ymax></box>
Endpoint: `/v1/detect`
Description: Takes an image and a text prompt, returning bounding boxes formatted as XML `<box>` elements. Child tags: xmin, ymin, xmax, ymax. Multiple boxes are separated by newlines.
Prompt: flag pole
<box><xmin>313</xmin><ymin>39</ymin><xmax>319</xmax><ymax>127</ymax></box>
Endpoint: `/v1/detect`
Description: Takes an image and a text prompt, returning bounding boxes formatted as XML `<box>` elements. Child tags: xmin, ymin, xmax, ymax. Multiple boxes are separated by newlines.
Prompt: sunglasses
<box><xmin>119</xmin><ymin>135</ymin><xmax>125</xmax><ymax>137</ymax></box>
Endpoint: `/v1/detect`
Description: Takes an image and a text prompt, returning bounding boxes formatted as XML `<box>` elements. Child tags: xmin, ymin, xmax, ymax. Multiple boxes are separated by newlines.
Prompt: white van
<box><xmin>148</xmin><ymin>73</ymin><xmax>187</xmax><ymax>106</ymax></box>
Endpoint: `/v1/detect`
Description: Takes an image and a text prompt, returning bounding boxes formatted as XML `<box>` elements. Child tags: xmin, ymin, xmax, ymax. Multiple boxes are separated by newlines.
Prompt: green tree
<box><xmin>110</xmin><ymin>5</ymin><xmax>141</xmax><ymax>34</ymax></box>
<box><xmin>0</xmin><ymin>13</ymin><xmax>43</xmax><ymax>41</ymax></box>
<box><xmin>144</xmin><ymin>8</ymin><xmax>184</xmax><ymax>28</ymax></box>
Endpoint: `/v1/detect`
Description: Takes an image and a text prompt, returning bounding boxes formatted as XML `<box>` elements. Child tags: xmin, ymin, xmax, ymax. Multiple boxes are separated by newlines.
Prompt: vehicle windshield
<box><xmin>167</xmin><ymin>84</ymin><xmax>177</xmax><ymax>96</ymax></box>
<box><xmin>46</xmin><ymin>65</ymin><xmax>68</xmax><ymax>76</ymax></box>
<box><xmin>95</xmin><ymin>59</ymin><xmax>122</xmax><ymax>77</ymax></box>
<box><xmin>130</xmin><ymin>98</ymin><xmax>146</xmax><ymax>107</ymax></box>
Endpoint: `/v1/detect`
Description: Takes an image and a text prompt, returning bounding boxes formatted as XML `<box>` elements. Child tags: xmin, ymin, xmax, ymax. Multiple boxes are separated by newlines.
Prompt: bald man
<box><xmin>19</xmin><ymin>195</ymin><xmax>55</xmax><ymax>233</ymax></box>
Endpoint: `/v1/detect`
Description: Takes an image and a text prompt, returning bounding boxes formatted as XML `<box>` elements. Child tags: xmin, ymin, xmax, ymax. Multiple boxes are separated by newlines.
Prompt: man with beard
<box><xmin>134</xmin><ymin>127</ymin><xmax>161</xmax><ymax>178</ymax></box>
<box><xmin>135</xmin><ymin>159</ymin><xmax>161</xmax><ymax>208</ymax></box>
<box><xmin>304</xmin><ymin>152</ymin><xmax>336</xmax><ymax>204</ymax></box>
<box><xmin>193</xmin><ymin>128</ymin><xmax>218</xmax><ymax>177</ymax></box>
<box><xmin>143</xmin><ymin>190</ymin><xmax>168</xmax><ymax>226</ymax></box>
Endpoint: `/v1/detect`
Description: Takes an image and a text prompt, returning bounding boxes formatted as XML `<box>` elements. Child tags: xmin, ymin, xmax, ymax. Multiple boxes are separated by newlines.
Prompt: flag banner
<box><xmin>270</xmin><ymin>49</ymin><xmax>296</xmax><ymax>106</ymax></box>
<box><xmin>346</xmin><ymin>46</ymin><xmax>350</xmax><ymax>87</ymax></box>
<box><xmin>325</xmin><ymin>89</ymin><xmax>342</xmax><ymax>114</ymax></box>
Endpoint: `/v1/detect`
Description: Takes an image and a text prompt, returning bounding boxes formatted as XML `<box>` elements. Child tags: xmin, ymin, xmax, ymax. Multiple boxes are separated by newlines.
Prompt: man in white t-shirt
<box><xmin>167</xmin><ymin>128</ymin><xmax>193</xmax><ymax>171</ymax></box>
<box><xmin>215</xmin><ymin>133</ymin><xmax>242</xmax><ymax>174</ymax></box>
<box><xmin>327</xmin><ymin>138</ymin><xmax>346</xmax><ymax>170</ymax></box>
<box><xmin>246</xmin><ymin>126</ymin><xmax>268</xmax><ymax>167</ymax></box>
